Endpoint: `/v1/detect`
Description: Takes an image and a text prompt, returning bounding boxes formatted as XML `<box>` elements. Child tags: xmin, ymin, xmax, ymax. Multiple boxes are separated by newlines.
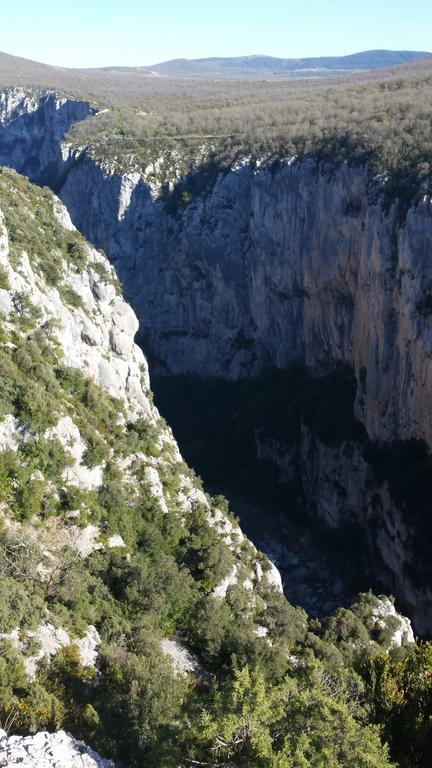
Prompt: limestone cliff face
<box><xmin>62</xmin><ymin>153</ymin><xmax>430</xmax><ymax>630</ymax></box>
<box><xmin>254</xmin><ymin>425</ymin><xmax>432</xmax><ymax>633</ymax></box>
<box><xmin>58</xmin><ymin>156</ymin><xmax>432</xmax><ymax>446</ymax></box>
<box><xmin>0</xmin><ymin>201</ymin><xmax>152</xmax><ymax>422</ymax></box>
<box><xmin>0</xmin><ymin>88</ymin><xmax>93</xmax><ymax>187</ymax></box>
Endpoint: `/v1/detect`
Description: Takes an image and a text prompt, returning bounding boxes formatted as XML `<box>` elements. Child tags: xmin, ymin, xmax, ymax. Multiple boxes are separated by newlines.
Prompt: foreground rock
<box><xmin>0</xmin><ymin>731</ymin><xmax>114</xmax><ymax>768</ymax></box>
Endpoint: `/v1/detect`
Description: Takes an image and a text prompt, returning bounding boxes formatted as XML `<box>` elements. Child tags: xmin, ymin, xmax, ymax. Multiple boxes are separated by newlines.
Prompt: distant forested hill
<box><xmin>130</xmin><ymin>50</ymin><xmax>431</xmax><ymax>79</ymax></box>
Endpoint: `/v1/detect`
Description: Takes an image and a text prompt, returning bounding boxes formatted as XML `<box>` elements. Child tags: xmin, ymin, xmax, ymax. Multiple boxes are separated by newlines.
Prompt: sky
<box><xmin>1</xmin><ymin>0</ymin><xmax>431</xmax><ymax>69</ymax></box>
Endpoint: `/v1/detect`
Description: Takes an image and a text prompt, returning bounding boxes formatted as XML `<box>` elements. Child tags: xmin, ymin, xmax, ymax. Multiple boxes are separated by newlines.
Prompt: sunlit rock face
<box><xmin>0</xmin><ymin>176</ymin><xmax>284</xmax><ymax>632</ymax></box>
<box><xmin>0</xmin><ymin>730</ymin><xmax>114</xmax><ymax>767</ymax></box>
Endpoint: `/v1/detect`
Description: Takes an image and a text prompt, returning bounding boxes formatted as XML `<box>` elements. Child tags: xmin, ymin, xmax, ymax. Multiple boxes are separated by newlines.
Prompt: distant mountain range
<box><xmin>0</xmin><ymin>50</ymin><xmax>430</xmax><ymax>93</ymax></box>
<box><xmin>102</xmin><ymin>50</ymin><xmax>432</xmax><ymax>79</ymax></box>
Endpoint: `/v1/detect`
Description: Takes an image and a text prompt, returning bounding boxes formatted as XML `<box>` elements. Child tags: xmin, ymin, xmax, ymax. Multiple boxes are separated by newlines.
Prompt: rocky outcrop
<box><xmin>0</xmin><ymin>204</ymin><xmax>153</xmax><ymax>421</ymax></box>
<box><xmin>160</xmin><ymin>636</ymin><xmax>204</xmax><ymax>678</ymax></box>
<box><xmin>371</xmin><ymin>595</ymin><xmax>415</xmax><ymax>647</ymax></box>
<box><xmin>1</xmin><ymin>623</ymin><xmax>100</xmax><ymax>678</ymax></box>
<box><xmin>0</xmin><ymin>730</ymin><xmax>114</xmax><ymax>768</ymax></box>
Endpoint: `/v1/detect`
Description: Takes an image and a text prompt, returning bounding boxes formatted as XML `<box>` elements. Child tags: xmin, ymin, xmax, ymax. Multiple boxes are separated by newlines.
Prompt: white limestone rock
<box><xmin>264</xmin><ymin>561</ymin><xmax>284</xmax><ymax>593</ymax></box>
<box><xmin>213</xmin><ymin>564</ymin><xmax>238</xmax><ymax>598</ymax></box>
<box><xmin>68</xmin><ymin>525</ymin><xmax>102</xmax><ymax>558</ymax></box>
<box><xmin>2</xmin><ymin>622</ymin><xmax>100</xmax><ymax>678</ymax></box>
<box><xmin>0</xmin><ymin>730</ymin><xmax>114</xmax><ymax>767</ymax></box>
<box><xmin>254</xmin><ymin>560</ymin><xmax>283</xmax><ymax>594</ymax></box>
<box><xmin>0</xmin><ymin>204</ymin><xmax>154</xmax><ymax>422</ymax></box>
<box><xmin>118</xmin><ymin>172</ymin><xmax>142</xmax><ymax>220</ymax></box>
<box><xmin>109</xmin><ymin>327</ymin><xmax>133</xmax><ymax>358</ymax></box>
<box><xmin>161</xmin><ymin>637</ymin><xmax>203</xmax><ymax>678</ymax></box>
<box><xmin>0</xmin><ymin>415</ymin><xmax>24</xmax><ymax>452</ymax></box>
<box><xmin>45</xmin><ymin>417</ymin><xmax>103</xmax><ymax>491</ymax></box>
<box><xmin>75</xmin><ymin>625</ymin><xmax>101</xmax><ymax>668</ymax></box>
<box><xmin>371</xmin><ymin>596</ymin><xmax>415</xmax><ymax>647</ymax></box>
<box><xmin>145</xmin><ymin>466</ymin><xmax>169</xmax><ymax>515</ymax></box>
<box><xmin>0</xmin><ymin>287</ymin><xmax>13</xmax><ymax>316</ymax></box>
<box><xmin>0</xmin><ymin>88</ymin><xmax>41</xmax><ymax>124</ymax></box>
<box><xmin>53</xmin><ymin>200</ymin><xmax>76</xmax><ymax>231</ymax></box>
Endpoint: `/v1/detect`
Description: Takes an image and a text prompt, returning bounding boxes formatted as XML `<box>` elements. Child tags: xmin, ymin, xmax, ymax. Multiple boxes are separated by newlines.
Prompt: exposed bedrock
<box><xmin>0</xmin><ymin>89</ymin><xmax>93</xmax><ymax>187</ymax></box>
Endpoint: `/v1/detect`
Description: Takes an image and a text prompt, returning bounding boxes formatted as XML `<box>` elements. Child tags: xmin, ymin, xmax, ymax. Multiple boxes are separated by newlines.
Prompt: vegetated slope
<box><xmin>0</xmin><ymin>168</ymin><xmax>429</xmax><ymax>768</ymax></box>
<box><xmin>132</xmin><ymin>50</ymin><xmax>431</xmax><ymax>79</ymax></box>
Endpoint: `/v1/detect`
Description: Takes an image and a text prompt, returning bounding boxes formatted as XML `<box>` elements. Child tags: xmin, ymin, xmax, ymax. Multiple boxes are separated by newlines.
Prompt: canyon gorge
<box><xmin>1</xmin><ymin>88</ymin><xmax>431</xmax><ymax>634</ymax></box>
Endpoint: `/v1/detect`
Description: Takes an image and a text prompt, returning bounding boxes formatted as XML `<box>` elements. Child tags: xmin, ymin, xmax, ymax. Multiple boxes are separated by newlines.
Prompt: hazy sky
<box><xmin>1</xmin><ymin>0</ymin><xmax>431</xmax><ymax>68</ymax></box>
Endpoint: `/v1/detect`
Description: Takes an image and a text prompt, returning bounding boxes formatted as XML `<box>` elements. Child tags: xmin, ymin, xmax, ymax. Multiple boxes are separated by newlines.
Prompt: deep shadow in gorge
<box><xmin>152</xmin><ymin>366</ymin><xmax>402</xmax><ymax>619</ymax></box>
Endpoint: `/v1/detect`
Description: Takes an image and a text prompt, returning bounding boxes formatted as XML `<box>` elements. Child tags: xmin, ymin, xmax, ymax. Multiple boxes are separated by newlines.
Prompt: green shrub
<box><xmin>0</xmin><ymin>266</ymin><xmax>9</xmax><ymax>290</ymax></box>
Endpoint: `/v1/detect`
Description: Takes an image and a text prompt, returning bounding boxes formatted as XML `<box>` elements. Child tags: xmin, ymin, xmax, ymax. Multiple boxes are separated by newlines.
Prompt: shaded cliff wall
<box><xmin>0</xmin><ymin>89</ymin><xmax>93</xmax><ymax>187</ymax></box>
<box><xmin>153</xmin><ymin>370</ymin><xmax>432</xmax><ymax>633</ymax></box>
<box><xmin>60</xmin><ymin>156</ymin><xmax>432</xmax><ymax>445</ymax></box>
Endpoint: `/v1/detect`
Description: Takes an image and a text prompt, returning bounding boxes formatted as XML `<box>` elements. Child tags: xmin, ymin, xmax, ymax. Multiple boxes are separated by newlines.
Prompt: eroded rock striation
<box><xmin>3</xmin><ymin>91</ymin><xmax>432</xmax><ymax>443</ymax></box>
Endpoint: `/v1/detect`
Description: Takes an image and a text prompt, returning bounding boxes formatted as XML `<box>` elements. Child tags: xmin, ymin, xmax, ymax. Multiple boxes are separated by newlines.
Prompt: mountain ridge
<box><xmin>133</xmin><ymin>49</ymin><xmax>431</xmax><ymax>78</ymax></box>
<box><xmin>0</xmin><ymin>49</ymin><xmax>430</xmax><ymax>85</ymax></box>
